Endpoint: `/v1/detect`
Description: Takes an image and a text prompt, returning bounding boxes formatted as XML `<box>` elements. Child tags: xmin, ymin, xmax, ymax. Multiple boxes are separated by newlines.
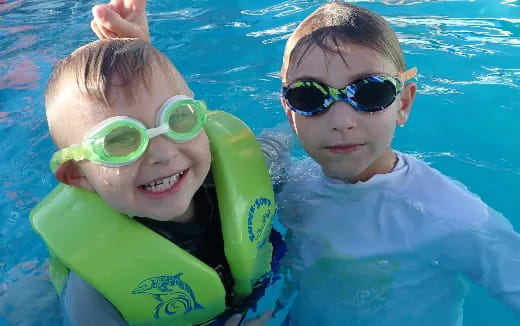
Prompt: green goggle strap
<box><xmin>50</xmin><ymin>145</ymin><xmax>92</xmax><ymax>172</ymax></box>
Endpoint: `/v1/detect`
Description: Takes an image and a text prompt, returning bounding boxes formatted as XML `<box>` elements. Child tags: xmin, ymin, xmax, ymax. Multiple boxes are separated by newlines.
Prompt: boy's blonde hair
<box><xmin>281</xmin><ymin>1</ymin><xmax>405</xmax><ymax>84</ymax></box>
<box><xmin>45</xmin><ymin>38</ymin><xmax>186</xmax><ymax>147</ymax></box>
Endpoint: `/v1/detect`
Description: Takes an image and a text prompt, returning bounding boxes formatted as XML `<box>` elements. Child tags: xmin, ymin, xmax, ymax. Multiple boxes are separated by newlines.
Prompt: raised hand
<box><xmin>90</xmin><ymin>0</ymin><xmax>150</xmax><ymax>42</ymax></box>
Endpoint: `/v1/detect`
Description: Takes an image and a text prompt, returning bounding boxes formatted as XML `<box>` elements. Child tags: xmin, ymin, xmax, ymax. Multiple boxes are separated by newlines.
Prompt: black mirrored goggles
<box><xmin>282</xmin><ymin>68</ymin><xmax>417</xmax><ymax>116</ymax></box>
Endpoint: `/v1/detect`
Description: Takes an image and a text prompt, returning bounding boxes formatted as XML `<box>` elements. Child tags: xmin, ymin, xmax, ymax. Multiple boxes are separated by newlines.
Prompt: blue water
<box><xmin>1</xmin><ymin>0</ymin><xmax>519</xmax><ymax>325</ymax></box>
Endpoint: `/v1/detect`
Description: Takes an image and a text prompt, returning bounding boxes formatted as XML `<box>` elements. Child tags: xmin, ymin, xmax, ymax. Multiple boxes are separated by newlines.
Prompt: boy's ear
<box><xmin>280</xmin><ymin>97</ymin><xmax>296</xmax><ymax>132</ymax></box>
<box><xmin>397</xmin><ymin>82</ymin><xmax>417</xmax><ymax>126</ymax></box>
<box><xmin>54</xmin><ymin>161</ymin><xmax>95</xmax><ymax>191</ymax></box>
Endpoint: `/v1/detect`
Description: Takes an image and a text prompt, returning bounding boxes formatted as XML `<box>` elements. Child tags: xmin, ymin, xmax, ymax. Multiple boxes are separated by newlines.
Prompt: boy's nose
<box><xmin>145</xmin><ymin>136</ymin><xmax>179</xmax><ymax>165</ymax></box>
<box><xmin>328</xmin><ymin>101</ymin><xmax>358</xmax><ymax>132</ymax></box>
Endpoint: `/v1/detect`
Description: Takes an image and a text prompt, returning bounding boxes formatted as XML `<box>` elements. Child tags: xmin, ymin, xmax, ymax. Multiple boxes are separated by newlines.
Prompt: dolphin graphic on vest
<box><xmin>132</xmin><ymin>273</ymin><xmax>204</xmax><ymax>319</ymax></box>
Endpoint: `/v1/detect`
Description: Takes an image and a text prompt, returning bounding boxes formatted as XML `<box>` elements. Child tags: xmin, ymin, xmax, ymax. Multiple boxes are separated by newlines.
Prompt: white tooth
<box><xmin>143</xmin><ymin>172</ymin><xmax>184</xmax><ymax>192</ymax></box>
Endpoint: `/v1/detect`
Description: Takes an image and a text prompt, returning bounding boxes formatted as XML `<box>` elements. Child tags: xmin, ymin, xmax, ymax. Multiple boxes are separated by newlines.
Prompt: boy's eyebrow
<box><xmin>287</xmin><ymin>71</ymin><xmax>394</xmax><ymax>87</ymax></box>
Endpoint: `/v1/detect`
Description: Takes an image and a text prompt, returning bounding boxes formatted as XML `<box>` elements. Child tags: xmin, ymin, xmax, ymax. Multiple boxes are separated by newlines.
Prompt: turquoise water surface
<box><xmin>1</xmin><ymin>0</ymin><xmax>519</xmax><ymax>325</ymax></box>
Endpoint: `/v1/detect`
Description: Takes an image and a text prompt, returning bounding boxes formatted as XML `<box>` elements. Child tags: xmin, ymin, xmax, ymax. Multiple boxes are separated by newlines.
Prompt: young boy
<box><xmin>90</xmin><ymin>1</ymin><xmax>520</xmax><ymax>325</ymax></box>
<box><xmin>32</xmin><ymin>38</ymin><xmax>286</xmax><ymax>326</ymax></box>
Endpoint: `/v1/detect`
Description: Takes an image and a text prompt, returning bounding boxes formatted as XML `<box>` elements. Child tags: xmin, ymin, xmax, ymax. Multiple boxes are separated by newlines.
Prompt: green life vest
<box><xmin>30</xmin><ymin>111</ymin><xmax>276</xmax><ymax>326</ymax></box>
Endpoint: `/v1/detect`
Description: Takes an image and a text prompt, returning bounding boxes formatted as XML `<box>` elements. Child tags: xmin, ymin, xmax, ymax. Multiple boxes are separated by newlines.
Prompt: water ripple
<box><xmin>241</xmin><ymin>0</ymin><xmax>321</xmax><ymax>17</ymax></box>
<box><xmin>247</xmin><ymin>22</ymin><xmax>299</xmax><ymax>38</ymax></box>
<box><xmin>151</xmin><ymin>7</ymin><xmax>210</xmax><ymax>21</ymax></box>
<box><xmin>501</xmin><ymin>0</ymin><xmax>519</xmax><ymax>7</ymax></box>
<box><xmin>391</xmin><ymin>16</ymin><xmax>520</xmax><ymax>56</ymax></box>
<box><xmin>418</xmin><ymin>84</ymin><xmax>462</xmax><ymax>95</ymax></box>
<box><xmin>409</xmin><ymin>151</ymin><xmax>520</xmax><ymax>176</ymax></box>
<box><xmin>433</xmin><ymin>67</ymin><xmax>520</xmax><ymax>89</ymax></box>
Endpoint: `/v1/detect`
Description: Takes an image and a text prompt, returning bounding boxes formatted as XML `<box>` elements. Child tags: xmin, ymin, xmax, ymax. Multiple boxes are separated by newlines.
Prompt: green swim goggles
<box><xmin>50</xmin><ymin>95</ymin><xmax>208</xmax><ymax>172</ymax></box>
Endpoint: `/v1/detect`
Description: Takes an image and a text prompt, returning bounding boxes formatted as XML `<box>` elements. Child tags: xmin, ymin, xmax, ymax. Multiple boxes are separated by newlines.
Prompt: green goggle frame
<box><xmin>50</xmin><ymin>95</ymin><xmax>207</xmax><ymax>172</ymax></box>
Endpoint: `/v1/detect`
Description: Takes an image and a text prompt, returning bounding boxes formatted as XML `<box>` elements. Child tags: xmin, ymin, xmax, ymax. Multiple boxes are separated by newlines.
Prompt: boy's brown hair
<box><xmin>281</xmin><ymin>1</ymin><xmax>406</xmax><ymax>84</ymax></box>
<box><xmin>45</xmin><ymin>38</ymin><xmax>187</xmax><ymax>147</ymax></box>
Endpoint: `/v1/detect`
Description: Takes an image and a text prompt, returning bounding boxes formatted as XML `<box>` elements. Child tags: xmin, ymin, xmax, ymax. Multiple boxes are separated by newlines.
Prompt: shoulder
<box><xmin>399</xmin><ymin>153</ymin><xmax>490</xmax><ymax>225</ymax></box>
<box><xmin>62</xmin><ymin>272</ymin><xmax>126</xmax><ymax>326</ymax></box>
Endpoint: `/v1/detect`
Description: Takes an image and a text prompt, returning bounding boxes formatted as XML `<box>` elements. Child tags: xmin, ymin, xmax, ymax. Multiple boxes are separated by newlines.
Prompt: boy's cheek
<box><xmin>78</xmin><ymin>164</ymin><xmax>126</xmax><ymax>193</ymax></box>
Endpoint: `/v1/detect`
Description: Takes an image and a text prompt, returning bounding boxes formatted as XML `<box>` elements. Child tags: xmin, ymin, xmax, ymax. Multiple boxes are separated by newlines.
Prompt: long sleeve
<box><xmin>438</xmin><ymin>208</ymin><xmax>520</xmax><ymax>317</ymax></box>
<box><xmin>62</xmin><ymin>271</ymin><xmax>127</xmax><ymax>326</ymax></box>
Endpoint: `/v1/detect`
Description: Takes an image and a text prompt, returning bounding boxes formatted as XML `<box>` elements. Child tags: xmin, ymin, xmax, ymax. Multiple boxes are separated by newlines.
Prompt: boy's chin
<box><xmin>323</xmin><ymin>168</ymin><xmax>367</xmax><ymax>183</ymax></box>
<box><xmin>144</xmin><ymin>207</ymin><xmax>196</xmax><ymax>223</ymax></box>
<box><xmin>142</xmin><ymin>214</ymin><xmax>194</xmax><ymax>223</ymax></box>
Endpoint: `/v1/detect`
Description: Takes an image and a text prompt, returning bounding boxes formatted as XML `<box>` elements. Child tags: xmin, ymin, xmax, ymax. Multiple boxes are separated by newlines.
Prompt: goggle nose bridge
<box><xmin>145</xmin><ymin>124</ymin><xmax>170</xmax><ymax>139</ymax></box>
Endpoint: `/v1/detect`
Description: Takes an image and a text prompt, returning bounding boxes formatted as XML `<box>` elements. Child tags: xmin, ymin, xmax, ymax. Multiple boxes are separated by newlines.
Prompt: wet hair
<box><xmin>45</xmin><ymin>38</ymin><xmax>187</xmax><ymax>147</ymax></box>
<box><xmin>281</xmin><ymin>1</ymin><xmax>405</xmax><ymax>84</ymax></box>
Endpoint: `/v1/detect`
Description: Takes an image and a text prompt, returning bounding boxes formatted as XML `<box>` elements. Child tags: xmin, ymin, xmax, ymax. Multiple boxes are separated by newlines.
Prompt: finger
<box><xmin>90</xmin><ymin>20</ymin><xmax>107</xmax><ymax>39</ymax></box>
<box><xmin>91</xmin><ymin>16</ymin><xmax>118</xmax><ymax>40</ymax></box>
<box><xmin>109</xmin><ymin>0</ymin><xmax>125</xmax><ymax>15</ymax></box>
<box><xmin>109</xmin><ymin>0</ymin><xmax>147</xmax><ymax>19</ymax></box>
<box><xmin>124</xmin><ymin>0</ymin><xmax>147</xmax><ymax>13</ymax></box>
<box><xmin>92</xmin><ymin>4</ymin><xmax>108</xmax><ymax>20</ymax></box>
<box><xmin>99</xmin><ymin>24</ymin><xmax>118</xmax><ymax>38</ymax></box>
<box><xmin>93</xmin><ymin>5</ymin><xmax>133</xmax><ymax>38</ymax></box>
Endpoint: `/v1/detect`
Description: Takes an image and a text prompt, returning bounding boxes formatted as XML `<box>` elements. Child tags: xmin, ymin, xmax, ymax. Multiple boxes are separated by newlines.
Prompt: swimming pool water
<box><xmin>1</xmin><ymin>0</ymin><xmax>519</xmax><ymax>325</ymax></box>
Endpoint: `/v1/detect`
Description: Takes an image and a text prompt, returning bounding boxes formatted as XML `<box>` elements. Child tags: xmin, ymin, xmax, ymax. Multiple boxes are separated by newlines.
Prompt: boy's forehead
<box><xmin>48</xmin><ymin>79</ymin><xmax>111</xmax><ymax>138</ymax></box>
<box><xmin>49</xmin><ymin>65</ymin><xmax>194</xmax><ymax>128</ymax></box>
<box><xmin>106</xmin><ymin>76</ymin><xmax>193</xmax><ymax>117</ymax></box>
<box><xmin>47</xmin><ymin>62</ymin><xmax>194</xmax><ymax>147</ymax></box>
<box><xmin>48</xmin><ymin>81</ymin><xmax>97</xmax><ymax>122</ymax></box>
<box><xmin>287</xmin><ymin>43</ymin><xmax>396</xmax><ymax>83</ymax></box>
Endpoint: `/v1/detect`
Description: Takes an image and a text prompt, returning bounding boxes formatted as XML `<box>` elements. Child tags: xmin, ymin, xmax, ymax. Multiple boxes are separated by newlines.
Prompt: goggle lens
<box><xmin>285</xmin><ymin>83</ymin><xmax>328</xmax><ymax>113</ymax></box>
<box><xmin>103</xmin><ymin>125</ymin><xmax>142</xmax><ymax>157</ymax></box>
<box><xmin>168</xmin><ymin>103</ymin><xmax>199</xmax><ymax>134</ymax></box>
<box><xmin>351</xmin><ymin>79</ymin><xmax>397</xmax><ymax>112</ymax></box>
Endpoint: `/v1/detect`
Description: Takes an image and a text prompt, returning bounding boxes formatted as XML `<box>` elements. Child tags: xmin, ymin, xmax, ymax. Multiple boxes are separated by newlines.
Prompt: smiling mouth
<box><xmin>140</xmin><ymin>169</ymin><xmax>187</xmax><ymax>193</ymax></box>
